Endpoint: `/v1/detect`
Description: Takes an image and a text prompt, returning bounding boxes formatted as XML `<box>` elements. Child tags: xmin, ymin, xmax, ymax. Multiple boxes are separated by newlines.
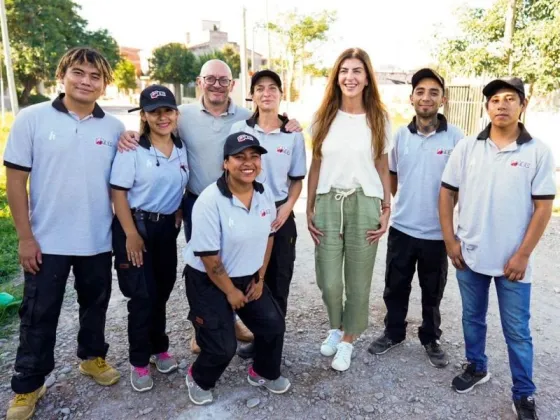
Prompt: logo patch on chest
<box><xmin>260</xmin><ymin>209</ymin><xmax>271</xmax><ymax>217</ymax></box>
<box><xmin>94</xmin><ymin>137</ymin><xmax>113</xmax><ymax>147</ymax></box>
<box><xmin>276</xmin><ymin>146</ymin><xmax>291</xmax><ymax>155</ymax></box>
<box><xmin>510</xmin><ymin>160</ymin><xmax>530</xmax><ymax>168</ymax></box>
<box><xmin>436</xmin><ymin>148</ymin><xmax>453</xmax><ymax>156</ymax></box>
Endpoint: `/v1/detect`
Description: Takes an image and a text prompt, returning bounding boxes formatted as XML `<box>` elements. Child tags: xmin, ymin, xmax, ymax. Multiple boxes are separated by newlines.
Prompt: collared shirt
<box><xmin>184</xmin><ymin>174</ymin><xmax>276</xmax><ymax>277</ymax></box>
<box><xmin>390</xmin><ymin>114</ymin><xmax>464</xmax><ymax>240</ymax></box>
<box><xmin>177</xmin><ymin>99</ymin><xmax>251</xmax><ymax>195</ymax></box>
<box><xmin>314</xmin><ymin>110</ymin><xmax>392</xmax><ymax>198</ymax></box>
<box><xmin>230</xmin><ymin>115</ymin><xmax>307</xmax><ymax>203</ymax></box>
<box><xmin>3</xmin><ymin>94</ymin><xmax>124</xmax><ymax>255</ymax></box>
<box><xmin>110</xmin><ymin>134</ymin><xmax>189</xmax><ymax>214</ymax></box>
<box><xmin>441</xmin><ymin>123</ymin><xmax>556</xmax><ymax>283</ymax></box>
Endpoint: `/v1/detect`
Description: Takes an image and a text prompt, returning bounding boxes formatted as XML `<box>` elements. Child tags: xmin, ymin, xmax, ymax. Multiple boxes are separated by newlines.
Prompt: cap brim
<box><xmin>142</xmin><ymin>103</ymin><xmax>179</xmax><ymax>112</ymax></box>
<box><xmin>482</xmin><ymin>80</ymin><xmax>524</xmax><ymax>98</ymax></box>
<box><xmin>127</xmin><ymin>107</ymin><xmax>141</xmax><ymax>113</ymax></box>
<box><xmin>226</xmin><ymin>144</ymin><xmax>268</xmax><ymax>157</ymax></box>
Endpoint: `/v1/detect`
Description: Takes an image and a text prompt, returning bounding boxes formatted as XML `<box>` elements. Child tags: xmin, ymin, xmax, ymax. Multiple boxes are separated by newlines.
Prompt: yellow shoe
<box><xmin>79</xmin><ymin>357</ymin><xmax>120</xmax><ymax>386</ymax></box>
<box><xmin>190</xmin><ymin>336</ymin><xmax>201</xmax><ymax>354</ymax></box>
<box><xmin>235</xmin><ymin>319</ymin><xmax>254</xmax><ymax>342</ymax></box>
<box><xmin>6</xmin><ymin>385</ymin><xmax>46</xmax><ymax>420</ymax></box>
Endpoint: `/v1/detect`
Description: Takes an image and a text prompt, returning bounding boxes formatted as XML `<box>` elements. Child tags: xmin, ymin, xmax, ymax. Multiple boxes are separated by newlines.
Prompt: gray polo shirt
<box><xmin>389</xmin><ymin>114</ymin><xmax>464</xmax><ymax>240</ymax></box>
<box><xmin>3</xmin><ymin>94</ymin><xmax>124</xmax><ymax>255</ymax></box>
<box><xmin>230</xmin><ymin>116</ymin><xmax>307</xmax><ymax>203</ymax></box>
<box><xmin>441</xmin><ymin>123</ymin><xmax>556</xmax><ymax>283</ymax></box>
<box><xmin>110</xmin><ymin>134</ymin><xmax>189</xmax><ymax>214</ymax></box>
<box><xmin>178</xmin><ymin>99</ymin><xmax>251</xmax><ymax>195</ymax></box>
<box><xmin>184</xmin><ymin>174</ymin><xmax>276</xmax><ymax>277</ymax></box>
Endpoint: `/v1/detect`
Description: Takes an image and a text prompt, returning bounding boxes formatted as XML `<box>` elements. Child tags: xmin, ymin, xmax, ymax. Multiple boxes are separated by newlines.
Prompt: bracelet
<box><xmin>381</xmin><ymin>203</ymin><xmax>391</xmax><ymax>209</ymax></box>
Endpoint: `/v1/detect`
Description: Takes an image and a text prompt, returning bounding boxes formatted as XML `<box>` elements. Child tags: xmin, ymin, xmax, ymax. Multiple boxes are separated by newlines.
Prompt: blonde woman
<box><xmin>307</xmin><ymin>48</ymin><xmax>392</xmax><ymax>371</ymax></box>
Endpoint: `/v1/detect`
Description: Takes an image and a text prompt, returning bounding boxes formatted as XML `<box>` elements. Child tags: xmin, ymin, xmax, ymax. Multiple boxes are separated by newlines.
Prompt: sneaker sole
<box><xmin>247</xmin><ymin>375</ymin><xmax>291</xmax><ymax>394</ymax></box>
<box><xmin>368</xmin><ymin>340</ymin><xmax>404</xmax><ymax>355</ymax></box>
<box><xmin>331</xmin><ymin>362</ymin><xmax>350</xmax><ymax>372</ymax></box>
<box><xmin>185</xmin><ymin>377</ymin><xmax>213</xmax><ymax>405</ymax></box>
<box><xmin>149</xmin><ymin>360</ymin><xmax>178</xmax><ymax>374</ymax></box>
<box><xmin>78</xmin><ymin>366</ymin><xmax>120</xmax><ymax>386</ymax></box>
<box><xmin>453</xmin><ymin>372</ymin><xmax>491</xmax><ymax>394</ymax></box>
<box><xmin>427</xmin><ymin>353</ymin><xmax>450</xmax><ymax>369</ymax></box>
<box><xmin>130</xmin><ymin>377</ymin><xmax>154</xmax><ymax>393</ymax></box>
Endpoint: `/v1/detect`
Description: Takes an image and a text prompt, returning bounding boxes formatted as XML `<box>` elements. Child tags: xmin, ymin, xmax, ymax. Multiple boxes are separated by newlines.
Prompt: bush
<box><xmin>26</xmin><ymin>93</ymin><xmax>50</xmax><ymax>105</ymax></box>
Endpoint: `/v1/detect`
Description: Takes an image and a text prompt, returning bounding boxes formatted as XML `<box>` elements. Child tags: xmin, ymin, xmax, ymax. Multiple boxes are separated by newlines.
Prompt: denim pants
<box><xmin>314</xmin><ymin>188</ymin><xmax>381</xmax><ymax>335</ymax></box>
<box><xmin>456</xmin><ymin>265</ymin><xmax>535</xmax><ymax>400</ymax></box>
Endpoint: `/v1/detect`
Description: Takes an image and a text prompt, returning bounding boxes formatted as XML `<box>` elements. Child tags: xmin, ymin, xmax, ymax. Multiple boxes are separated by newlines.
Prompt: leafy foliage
<box><xmin>149</xmin><ymin>43</ymin><xmax>197</xmax><ymax>85</ymax></box>
<box><xmin>113</xmin><ymin>59</ymin><xmax>137</xmax><ymax>91</ymax></box>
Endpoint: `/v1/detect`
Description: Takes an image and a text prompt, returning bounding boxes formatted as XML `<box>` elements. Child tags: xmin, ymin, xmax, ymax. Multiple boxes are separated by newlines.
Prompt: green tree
<box><xmin>268</xmin><ymin>10</ymin><xmax>336</xmax><ymax>101</ymax></box>
<box><xmin>113</xmin><ymin>59</ymin><xmax>137</xmax><ymax>93</ymax></box>
<box><xmin>149</xmin><ymin>43</ymin><xmax>197</xmax><ymax>103</ymax></box>
<box><xmin>3</xmin><ymin>0</ymin><xmax>120</xmax><ymax>105</ymax></box>
<box><xmin>435</xmin><ymin>0</ymin><xmax>560</xmax><ymax>96</ymax></box>
<box><xmin>194</xmin><ymin>45</ymin><xmax>250</xmax><ymax>78</ymax></box>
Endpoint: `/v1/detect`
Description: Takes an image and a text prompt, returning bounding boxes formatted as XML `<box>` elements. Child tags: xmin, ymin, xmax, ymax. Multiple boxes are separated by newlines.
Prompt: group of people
<box><xmin>2</xmin><ymin>44</ymin><xmax>555</xmax><ymax>420</ymax></box>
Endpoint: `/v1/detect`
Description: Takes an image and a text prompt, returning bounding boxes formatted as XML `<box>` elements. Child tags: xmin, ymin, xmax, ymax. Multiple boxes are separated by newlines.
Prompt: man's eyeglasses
<box><xmin>202</xmin><ymin>76</ymin><xmax>232</xmax><ymax>87</ymax></box>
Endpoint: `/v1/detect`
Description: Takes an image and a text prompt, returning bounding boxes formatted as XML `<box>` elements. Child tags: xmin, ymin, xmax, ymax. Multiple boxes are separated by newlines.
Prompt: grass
<box><xmin>0</xmin><ymin>113</ymin><xmax>24</xmax><ymax>330</ymax></box>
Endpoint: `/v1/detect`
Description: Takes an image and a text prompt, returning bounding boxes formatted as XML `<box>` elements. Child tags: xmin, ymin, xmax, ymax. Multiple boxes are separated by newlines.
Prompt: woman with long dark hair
<box><xmin>307</xmin><ymin>48</ymin><xmax>392</xmax><ymax>371</ymax></box>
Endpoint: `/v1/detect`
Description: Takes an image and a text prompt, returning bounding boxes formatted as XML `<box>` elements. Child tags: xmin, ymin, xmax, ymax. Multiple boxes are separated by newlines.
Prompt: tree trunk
<box><xmin>174</xmin><ymin>83</ymin><xmax>183</xmax><ymax>105</ymax></box>
<box><xmin>504</xmin><ymin>0</ymin><xmax>517</xmax><ymax>75</ymax></box>
<box><xmin>19</xmin><ymin>78</ymin><xmax>36</xmax><ymax>106</ymax></box>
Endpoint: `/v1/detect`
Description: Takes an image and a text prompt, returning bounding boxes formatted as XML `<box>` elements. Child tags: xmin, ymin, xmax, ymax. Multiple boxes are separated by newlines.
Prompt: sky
<box><xmin>76</xmin><ymin>0</ymin><xmax>494</xmax><ymax>70</ymax></box>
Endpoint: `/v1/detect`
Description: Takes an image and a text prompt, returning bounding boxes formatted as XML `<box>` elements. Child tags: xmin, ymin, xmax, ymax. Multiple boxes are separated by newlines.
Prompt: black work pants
<box><xmin>11</xmin><ymin>252</ymin><xmax>112</xmax><ymax>394</ymax></box>
<box><xmin>184</xmin><ymin>265</ymin><xmax>285</xmax><ymax>390</ymax></box>
<box><xmin>181</xmin><ymin>191</ymin><xmax>198</xmax><ymax>242</ymax></box>
<box><xmin>383</xmin><ymin>227</ymin><xmax>448</xmax><ymax>345</ymax></box>
<box><xmin>265</xmin><ymin>213</ymin><xmax>297</xmax><ymax>317</ymax></box>
<box><xmin>113</xmin><ymin>215</ymin><xmax>179</xmax><ymax>367</ymax></box>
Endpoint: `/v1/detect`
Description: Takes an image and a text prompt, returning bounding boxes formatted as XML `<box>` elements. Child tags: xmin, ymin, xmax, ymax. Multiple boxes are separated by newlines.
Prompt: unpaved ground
<box><xmin>0</xmin><ymin>209</ymin><xmax>559</xmax><ymax>420</ymax></box>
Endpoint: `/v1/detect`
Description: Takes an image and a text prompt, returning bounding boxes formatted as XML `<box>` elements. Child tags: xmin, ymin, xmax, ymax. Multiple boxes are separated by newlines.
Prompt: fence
<box><xmin>443</xmin><ymin>85</ymin><xmax>487</xmax><ymax>136</ymax></box>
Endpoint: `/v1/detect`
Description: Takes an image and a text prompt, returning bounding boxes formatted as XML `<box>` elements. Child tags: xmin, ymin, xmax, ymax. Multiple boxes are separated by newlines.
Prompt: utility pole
<box><xmin>240</xmin><ymin>6</ymin><xmax>249</xmax><ymax>108</ymax></box>
<box><xmin>504</xmin><ymin>0</ymin><xmax>517</xmax><ymax>75</ymax></box>
<box><xmin>0</xmin><ymin>0</ymin><xmax>18</xmax><ymax>115</ymax></box>
<box><xmin>266</xmin><ymin>0</ymin><xmax>272</xmax><ymax>70</ymax></box>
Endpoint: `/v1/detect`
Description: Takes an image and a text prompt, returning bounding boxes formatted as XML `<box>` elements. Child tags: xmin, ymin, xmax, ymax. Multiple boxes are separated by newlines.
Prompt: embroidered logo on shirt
<box><xmin>510</xmin><ymin>160</ymin><xmax>530</xmax><ymax>168</ymax></box>
<box><xmin>150</xmin><ymin>90</ymin><xmax>167</xmax><ymax>99</ymax></box>
<box><xmin>228</xmin><ymin>217</ymin><xmax>235</xmax><ymax>228</ymax></box>
<box><xmin>48</xmin><ymin>131</ymin><xmax>56</xmax><ymax>141</ymax></box>
<box><xmin>260</xmin><ymin>209</ymin><xmax>271</xmax><ymax>217</ymax></box>
<box><xmin>436</xmin><ymin>148</ymin><xmax>453</xmax><ymax>156</ymax></box>
<box><xmin>276</xmin><ymin>146</ymin><xmax>291</xmax><ymax>155</ymax></box>
<box><xmin>95</xmin><ymin>137</ymin><xmax>113</xmax><ymax>147</ymax></box>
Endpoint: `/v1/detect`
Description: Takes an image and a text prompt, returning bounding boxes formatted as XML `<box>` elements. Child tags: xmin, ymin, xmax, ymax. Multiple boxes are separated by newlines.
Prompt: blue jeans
<box><xmin>456</xmin><ymin>265</ymin><xmax>535</xmax><ymax>400</ymax></box>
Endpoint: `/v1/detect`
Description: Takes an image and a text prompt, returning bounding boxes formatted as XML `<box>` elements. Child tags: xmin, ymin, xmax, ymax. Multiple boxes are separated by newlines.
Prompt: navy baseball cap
<box><xmin>128</xmin><ymin>85</ymin><xmax>178</xmax><ymax>113</ymax></box>
<box><xmin>411</xmin><ymin>68</ymin><xmax>445</xmax><ymax>91</ymax></box>
<box><xmin>223</xmin><ymin>132</ymin><xmax>268</xmax><ymax>159</ymax></box>
<box><xmin>483</xmin><ymin>77</ymin><xmax>525</xmax><ymax>99</ymax></box>
<box><xmin>250</xmin><ymin>69</ymin><xmax>283</xmax><ymax>94</ymax></box>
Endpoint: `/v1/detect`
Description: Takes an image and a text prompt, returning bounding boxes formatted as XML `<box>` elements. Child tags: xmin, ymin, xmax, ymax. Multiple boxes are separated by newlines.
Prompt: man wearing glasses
<box><xmin>118</xmin><ymin>60</ymin><xmax>301</xmax><ymax>353</ymax></box>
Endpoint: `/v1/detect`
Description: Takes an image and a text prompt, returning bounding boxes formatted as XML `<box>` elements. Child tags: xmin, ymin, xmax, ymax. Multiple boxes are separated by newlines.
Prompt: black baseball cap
<box><xmin>223</xmin><ymin>132</ymin><xmax>268</xmax><ymax>159</ymax></box>
<box><xmin>483</xmin><ymin>77</ymin><xmax>525</xmax><ymax>99</ymax></box>
<box><xmin>411</xmin><ymin>68</ymin><xmax>445</xmax><ymax>91</ymax></box>
<box><xmin>128</xmin><ymin>85</ymin><xmax>178</xmax><ymax>113</ymax></box>
<box><xmin>250</xmin><ymin>69</ymin><xmax>283</xmax><ymax>94</ymax></box>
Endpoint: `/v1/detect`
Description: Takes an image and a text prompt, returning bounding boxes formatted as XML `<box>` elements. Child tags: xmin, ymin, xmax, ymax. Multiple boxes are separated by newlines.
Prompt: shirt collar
<box><xmin>138</xmin><ymin>133</ymin><xmax>183</xmax><ymax>150</ymax></box>
<box><xmin>476</xmin><ymin>122</ymin><xmax>533</xmax><ymax>145</ymax></box>
<box><xmin>407</xmin><ymin>113</ymin><xmax>448</xmax><ymax>134</ymax></box>
<box><xmin>199</xmin><ymin>97</ymin><xmax>236</xmax><ymax>116</ymax></box>
<box><xmin>246</xmin><ymin>114</ymin><xmax>289</xmax><ymax>133</ymax></box>
<box><xmin>52</xmin><ymin>93</ymin><xmax>105</xmax><ymax>118</ymax></box>
<box><xmin>216</xmin><ymin>172</ymin><xmax>264</xmax><ymax>198</ymax></box>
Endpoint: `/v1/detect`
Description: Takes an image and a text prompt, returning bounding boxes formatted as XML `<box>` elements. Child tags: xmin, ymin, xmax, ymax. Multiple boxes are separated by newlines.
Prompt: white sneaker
<box><xmin>331</xmin><ymin>342</ymin><xmax>353</xmax><ymax>371</ymax></box>
<box><xmin>320</xmin><ymin>329</ymin><xmax>343</xmax><ymax>356</ymax></box>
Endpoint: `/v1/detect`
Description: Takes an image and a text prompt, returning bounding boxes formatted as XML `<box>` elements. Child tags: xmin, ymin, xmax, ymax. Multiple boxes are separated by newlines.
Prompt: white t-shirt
<box><xmin>315</xmin><ymin>110</ymin><xmax>391</xmax><ymax>198</ymax></box>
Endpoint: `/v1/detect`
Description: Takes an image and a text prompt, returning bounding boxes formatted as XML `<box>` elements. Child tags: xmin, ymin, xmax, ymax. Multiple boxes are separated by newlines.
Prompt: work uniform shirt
<box><xmin>230</xmin><ymin>115</ymin><xmax>307</xmax><ymax>203</ymax></box>
<box><xmin>2</xmin><ymin>94</ymin><xmax>124</xmax><ymax>255</ymax></box>
<box><xmin>184</xmin><ymin>174</ymin><xmax>276</xmax><ymax>277</ymax></box>
<box><xmin>441</xmin><ymin>123</ymin><xmax>556</xmax><ymax>283</ymax></box>
<box><xmin>178</xmin><ymin>99</ymin><xmax>251</xmax><ymax>195</ymax></box>
<box><xmin>110</xmin><ymin>134</ymin><xmax>189</xmax><ymax>214</ymax></box>
<box><xmin>389</xmin><ymin>114</ymin><xmax>464</xmax><ymax>240</ymax></box>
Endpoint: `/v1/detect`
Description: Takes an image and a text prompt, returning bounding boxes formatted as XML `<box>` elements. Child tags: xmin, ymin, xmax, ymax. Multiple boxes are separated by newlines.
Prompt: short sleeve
<box><xmin>110</xmin><ymin>150</ymin><xmax>137</xmax><ymax>190</ymax></box>
<box><xmin>389</xmin><ymin>130</ymin><xmax>399</xmax><ymax>174</ymax></box>
<box><xmin>190</xmin><ymin>190</ymin><xmax>221</xmax><ymax>256</ymax></box>
<box><xmin>288</xmin><ymin>133</ymin><xmax>307</xmax><ymax>180</ymax></box>
<box><xmin>382</xmin><ymin>116</ymin><xmax>393</xmax><ymax>155</ymax></box>
<box><xmin>3</xmin><ymin>108</ymin><xmax>34</xmax><ymax>171</ymax></box>
<box><xmin>441</xmin><ymin>138</ymin><xmax>467</xmax><ymax>192</ymax></box>
<box><xmin>531</xmin><ymin>147</ymin><xmax>556</xmax><ymax>200</ymax></box>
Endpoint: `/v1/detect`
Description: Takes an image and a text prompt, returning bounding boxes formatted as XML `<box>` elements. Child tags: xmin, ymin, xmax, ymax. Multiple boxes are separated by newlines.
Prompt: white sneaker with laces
<box><xmin>331</xmin><ymin>342</ymin><xmax>353</xmax><ymax>371</ymax></box>
<box><xmin>320</xmin><ymin>329</ymin><xmax>343</xmax><ymax>356</ymax></box>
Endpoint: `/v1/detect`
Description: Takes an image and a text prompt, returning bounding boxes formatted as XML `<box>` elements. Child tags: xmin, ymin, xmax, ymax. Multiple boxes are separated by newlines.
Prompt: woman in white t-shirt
<box><xmin>307</xmin><ymin>47</ymin><xmax>392</xmax><ymax>371</ymax></box>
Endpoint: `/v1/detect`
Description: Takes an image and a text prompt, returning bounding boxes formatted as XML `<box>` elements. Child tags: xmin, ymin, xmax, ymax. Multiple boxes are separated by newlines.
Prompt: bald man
<box><xmin>118</xmin><ymin>60</ymin><xmax>301</xmax><ymax>353</ymax></box>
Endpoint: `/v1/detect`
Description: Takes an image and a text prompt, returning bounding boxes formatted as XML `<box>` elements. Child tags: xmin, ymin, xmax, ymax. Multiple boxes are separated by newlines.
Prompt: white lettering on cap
<box><xmin>237</xmin><ymin>134</ymin><xmax>253</xmax><ymax>143</ymax></box>
<box><xmin>150</xmin><ymin>90</ymin><xmax>167</xmax><ymax>99</ymax></box>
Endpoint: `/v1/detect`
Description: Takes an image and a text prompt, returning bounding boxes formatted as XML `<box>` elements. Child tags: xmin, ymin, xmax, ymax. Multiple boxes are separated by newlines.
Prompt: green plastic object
<box><xmin>0</xmin><ymin>292</ymin><xmax>21</xmax><ymax>309</ymax></box>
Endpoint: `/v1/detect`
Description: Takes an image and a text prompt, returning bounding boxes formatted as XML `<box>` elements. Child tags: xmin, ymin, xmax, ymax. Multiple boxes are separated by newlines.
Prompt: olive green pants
<box><xmin>314</xmin><ymin>188</ymin><xmax>381</xmax><ymax>335</ymax></box>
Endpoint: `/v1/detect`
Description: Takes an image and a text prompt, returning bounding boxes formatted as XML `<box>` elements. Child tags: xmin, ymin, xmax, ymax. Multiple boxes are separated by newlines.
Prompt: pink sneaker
<box><xmin>149</xmin><ymin>352</ymin><xmax>178</xmax><ymax>373</ymax></box>
<box><xmin>130</xmin><ymin>366</ymin><xmax>153</xmax><ymax>392</ymax></box>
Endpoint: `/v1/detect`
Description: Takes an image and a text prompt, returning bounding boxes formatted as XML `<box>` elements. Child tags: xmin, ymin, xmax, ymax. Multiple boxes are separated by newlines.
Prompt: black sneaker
<box><xmin>367</xmin><ymin>334</ymin><xmax>404</xmax><ymax>355</ymax></box>
<box><xmin>452</xmin><ymin>362</ymin><xmax>491</xmax><ymax>393</ymax></box>
<box><xmin>512</xmin><ymin>396</ymin><xmax>539</xmax><ymax>420</ymax></box>
<box><xmin>237</xmin><ymin>342</ymin><xmax>255</xmax><ymax>360</ymax></box>
<box><xmin>424</xmin><ymin>340</ymin><xmax>449</xmax><ymax>368</ymax></box>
